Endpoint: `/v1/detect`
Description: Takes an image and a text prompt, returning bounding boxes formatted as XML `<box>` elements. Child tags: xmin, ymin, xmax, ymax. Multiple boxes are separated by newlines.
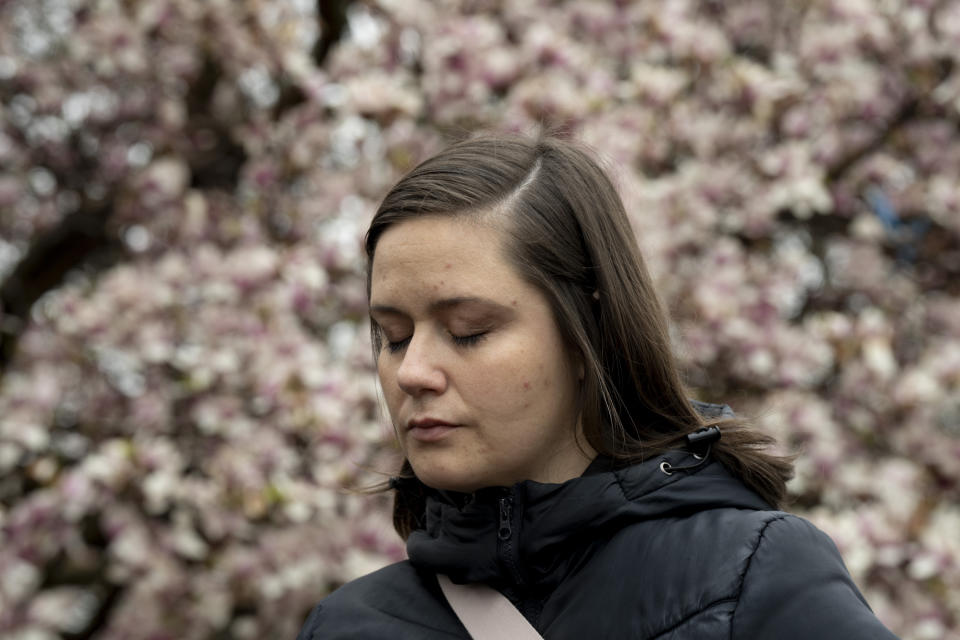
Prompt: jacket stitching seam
<box><xmin>611</xmin><ymin>469</ymin><xmax>629</xmax><ymax>501</ymax></box>
<box><xmin>728</xmin><ymin>513</ymin><xmax>789</xmax><ymax>640</ymax></box>
<box><xmin>649</xmin><ymin>597</ymin><xmax>738</xmax><ymax>639</ymax></box>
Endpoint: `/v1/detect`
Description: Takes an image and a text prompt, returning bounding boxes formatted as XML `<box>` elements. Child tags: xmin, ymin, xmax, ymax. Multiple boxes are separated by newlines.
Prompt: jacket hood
<box><xmin>403</xmin><ymin>450</ymin><xmax>771</xmax><ymax>588</ymax></box>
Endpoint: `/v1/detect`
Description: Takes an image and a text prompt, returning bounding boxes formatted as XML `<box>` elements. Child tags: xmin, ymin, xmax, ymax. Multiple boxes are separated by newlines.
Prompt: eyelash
<box><xmin>385</xmin><ymin>337</ymin><xmax>410</xmax><ymax>354</ymax></box>
<box><xmin>384</xmin><ymin>332</ymin><xmax>487</xmax><ymax>353</ymax></box>
<box><xmin>452</xmin><ymin>332</ymin><xmax>486</xmax><ymax>347</ymax></box>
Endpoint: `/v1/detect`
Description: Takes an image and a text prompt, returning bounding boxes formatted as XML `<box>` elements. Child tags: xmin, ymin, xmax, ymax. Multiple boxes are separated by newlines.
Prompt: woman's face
<box><xmin>369</xmin><ymin>215</ymin><xmax>593</xmax><ymax>492</ymax></box>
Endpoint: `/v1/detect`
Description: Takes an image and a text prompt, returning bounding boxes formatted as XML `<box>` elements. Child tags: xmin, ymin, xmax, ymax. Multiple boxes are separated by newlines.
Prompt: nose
<box><xmin>395</xmin><ymin>331</ymin><xmax>447</xmax><ymax>397</ymax></box>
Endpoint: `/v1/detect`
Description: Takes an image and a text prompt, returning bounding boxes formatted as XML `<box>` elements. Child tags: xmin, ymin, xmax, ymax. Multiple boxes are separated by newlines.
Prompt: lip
<box><xmin>407</xmin><ymin>417</ymin><xmax>460</xmax><ymax>442</ymax></box>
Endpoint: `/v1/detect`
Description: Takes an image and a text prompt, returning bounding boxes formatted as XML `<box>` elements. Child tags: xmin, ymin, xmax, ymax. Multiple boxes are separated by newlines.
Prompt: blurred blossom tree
<box><xmin>0</xmin><ymin>0</ymin><xmax>958</xmax><ymax>638</ymax></box>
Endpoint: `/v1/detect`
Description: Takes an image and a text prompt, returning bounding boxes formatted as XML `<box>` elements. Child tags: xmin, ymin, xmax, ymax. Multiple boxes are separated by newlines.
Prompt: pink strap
<box><xmin>437</xmin><ymin>574</ymin><xmax>544</xmax><ymax>640</ymax></box>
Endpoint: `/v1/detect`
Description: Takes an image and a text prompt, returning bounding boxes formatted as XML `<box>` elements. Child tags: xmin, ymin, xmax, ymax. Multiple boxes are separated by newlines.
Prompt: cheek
<box><xmin>376</xmin><ymin>359</ymin><xmax>401</xmax><ymax>407</ymax></box>
<box><xmin>375</xmin><ymin>357</ymin><xmax>388</xmax><ymax>387</ymax></box>
<box><xmin>467</xmin><ymin>355</ymin><xmax>545</xmax><ymax>415</ymax></box>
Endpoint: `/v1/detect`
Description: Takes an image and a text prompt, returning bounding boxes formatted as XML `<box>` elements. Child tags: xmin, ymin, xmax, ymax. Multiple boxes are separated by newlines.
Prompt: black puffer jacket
<box><xmin>297</xmin><ymin>450</ymin><xmax>898</xmax><ymax>639</ymax></box>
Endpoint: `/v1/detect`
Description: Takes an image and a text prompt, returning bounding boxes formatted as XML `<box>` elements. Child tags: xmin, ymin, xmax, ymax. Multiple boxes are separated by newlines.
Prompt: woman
<box><xmin>297</xmin><ymin>136</ymin><xmax>898</xmax><ymax>639</ymax></box>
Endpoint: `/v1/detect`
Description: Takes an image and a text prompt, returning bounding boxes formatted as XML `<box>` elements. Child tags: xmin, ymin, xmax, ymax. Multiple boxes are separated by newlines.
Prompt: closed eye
<box><xmin>385</xmin><ymin>336</ymin><xmax>411</xmax><ymax>353</ymax></box>
<box><xmin>382</xmin><ymin>330</ymin><xmax>488</xmax><ymax>354</ymax></box>
<box><xmin>452</xmin><ymin>332</ymin><xmax>487</xmax><ymax>347</ymax></box>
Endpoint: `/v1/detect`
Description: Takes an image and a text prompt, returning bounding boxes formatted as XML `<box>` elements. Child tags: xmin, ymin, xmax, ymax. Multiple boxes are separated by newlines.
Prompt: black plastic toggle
<box><xmin>659</xmin><ymin>426</ymin><xmax>722</xmax><ymax>476</ymax></box>
<box><xmin>686</xmin><ymin>426</ymin><xmax>721</xmax><ymax>449</ymax></box>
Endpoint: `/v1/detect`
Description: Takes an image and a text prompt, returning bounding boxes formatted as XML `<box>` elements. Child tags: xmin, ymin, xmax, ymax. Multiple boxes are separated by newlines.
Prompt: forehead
<box><xmin>370</xmin><ymin>216</ymin><xmax>516</xmax><ymax>295</ymax></box>
<box><xmin>374</xmin><ymin>215</ymin><xmax>501</xmax><ymax>253</ymax></box>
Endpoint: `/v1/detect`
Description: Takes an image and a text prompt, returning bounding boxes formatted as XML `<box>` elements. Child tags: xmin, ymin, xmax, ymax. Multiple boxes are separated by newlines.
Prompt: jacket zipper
<box><xmin>498</xmin><ymin>493</ymin><xmax>524</xmax><ymax>586</ymax></box>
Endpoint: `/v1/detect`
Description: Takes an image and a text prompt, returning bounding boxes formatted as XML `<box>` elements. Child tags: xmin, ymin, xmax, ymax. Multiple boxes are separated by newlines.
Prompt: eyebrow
<box><xmin>369</xmin><ymin>296</ymin><xmax>509</xmax><ymax>317</ymax></box>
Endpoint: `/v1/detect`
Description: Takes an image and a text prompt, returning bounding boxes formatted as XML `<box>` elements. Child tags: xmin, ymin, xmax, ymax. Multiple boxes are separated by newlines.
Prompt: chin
<box><xmin>417</xmin><ymin>474</ymin><xmax>481</xmax><ymax>493</ymax></box>
<box><xmin>412</xmin><ymin>466</ymin><xmax>496</xmax><ymax>493</ymax></box>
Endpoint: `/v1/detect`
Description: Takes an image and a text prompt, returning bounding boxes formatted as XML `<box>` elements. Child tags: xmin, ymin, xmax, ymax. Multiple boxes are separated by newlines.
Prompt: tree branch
<box><xmin>0</xmin><ymin>201</ymin><xmax>123</xmax><ymax>377</ymax></box>
<box><xmin>313</xmin><ymin>0</ymin><xmax>353</xmax><ymax>66</ymax></box>
<box><xmin>825</xmin><ymin>95</ymin><xmax>920</xmax><ymax>183</ymax></box>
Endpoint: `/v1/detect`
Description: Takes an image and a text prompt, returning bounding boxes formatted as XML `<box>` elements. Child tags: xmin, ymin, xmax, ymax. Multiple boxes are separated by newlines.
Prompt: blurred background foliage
<box><xmin>0</xmin><ymin>0</ymin><xmax>958</xmax><ymax>638</ymax></box>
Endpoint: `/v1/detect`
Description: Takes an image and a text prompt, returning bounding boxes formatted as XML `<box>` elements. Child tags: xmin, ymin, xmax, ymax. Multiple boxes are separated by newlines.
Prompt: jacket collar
<box><xmin>403</xmin><ymin>451</ymin><xmax>769</xmax><ymax>587</ymax></box>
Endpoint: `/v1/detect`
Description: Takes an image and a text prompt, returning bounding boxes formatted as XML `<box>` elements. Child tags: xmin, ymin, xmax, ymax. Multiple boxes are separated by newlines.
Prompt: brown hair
<box><xmin>366</xmin><ymin>134</ymin><xmax>793</xmax><ymax>539</ymax></box>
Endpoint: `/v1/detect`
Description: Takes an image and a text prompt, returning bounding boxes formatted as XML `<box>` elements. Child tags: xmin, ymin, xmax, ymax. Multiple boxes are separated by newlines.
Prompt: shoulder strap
<box><xmin>436</xmin><ymin>574</ymin><xmax>544</xmax><ymax>640</ymax></box>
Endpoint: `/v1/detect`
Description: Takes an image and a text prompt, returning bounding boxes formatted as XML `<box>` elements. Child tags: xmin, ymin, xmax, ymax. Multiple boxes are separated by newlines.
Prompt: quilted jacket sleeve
<box><xmin>732</xmin><ymin>514</ymin><xmax>899</xmax><ymax>640</ymax></box>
